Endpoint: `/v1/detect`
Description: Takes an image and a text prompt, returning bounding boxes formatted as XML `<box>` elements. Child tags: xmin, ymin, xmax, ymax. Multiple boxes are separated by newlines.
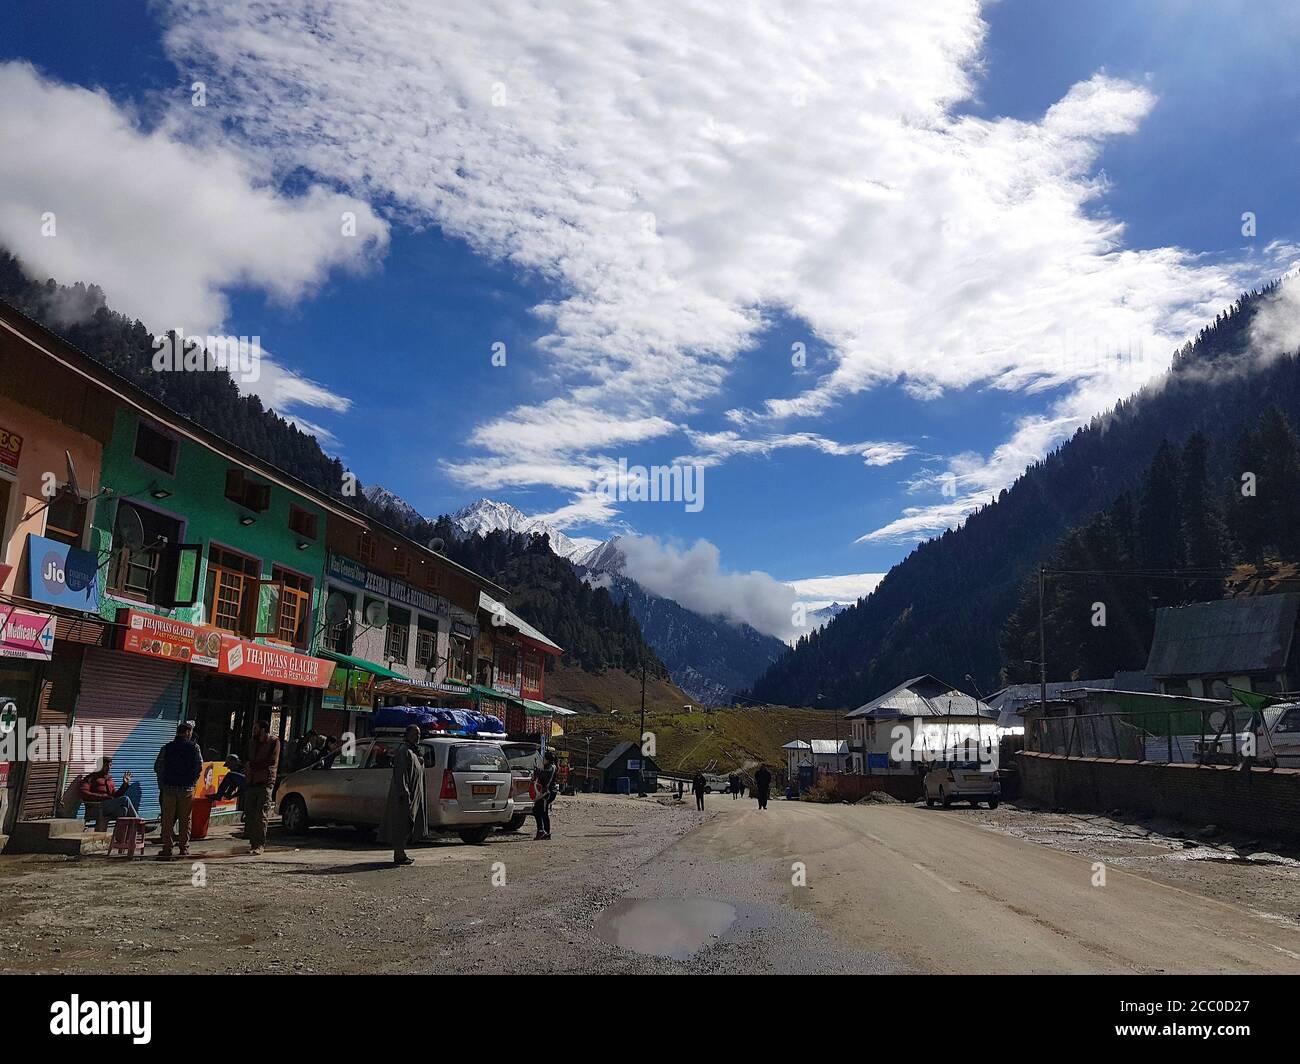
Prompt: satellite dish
<box><xmin>114</xmin><ymin>504</ymin><xmax>146</xmax><ymax>552</ymax></box>
<box><xmin>1209</xmin><ymin>708</ymin><xmax>1229</xmax><ymax>732</ymax></box>
<box><xmin>64</xmin><ymin>450</ymin><xmax>82</xmax><ymax>498</ymax></box>
<box><xmin>325</xmin><ymin>592</ymin><xmax>350</xmax><ymax>625</ymax></box>
<box><xmin>427</xmin><ymin>537</ymin><xmax>444</xmax><ymax>553</ymax></box>
<box><xmin>364</xmin><ymin>600</ymin><xmax>389</xmax><ymax>628</ymax></box>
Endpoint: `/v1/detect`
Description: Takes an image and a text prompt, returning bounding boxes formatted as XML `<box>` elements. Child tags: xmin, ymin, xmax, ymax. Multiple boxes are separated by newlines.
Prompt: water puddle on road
<box><xmin>595</xmin><ymin>898</ymin><xmax>737</xmax><ymax>960</ymax></box>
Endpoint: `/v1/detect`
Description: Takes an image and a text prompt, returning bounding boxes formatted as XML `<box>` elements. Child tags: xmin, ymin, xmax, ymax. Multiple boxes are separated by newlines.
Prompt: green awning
<box><xmin>523</xmin><ymin>698</ymin><xmax>577</xmax><ymax>718</ymax></box>
<box><xmin>317</xmin><ymin>648</ymin><xmax>409</xmax><ymax>681</ymax></box>
<box><xmin>466</xmin><ymin>683</ymin><xmax>528</xmax><ymax>709</ymax></box>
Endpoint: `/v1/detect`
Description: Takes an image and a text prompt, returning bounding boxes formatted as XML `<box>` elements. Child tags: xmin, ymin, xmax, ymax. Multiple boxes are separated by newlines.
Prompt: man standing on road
<box><xmin>245</xmin><ymin>719</ymin><xmax>280</xmax><ymax>856</ymax></box>
<box><xmin>754</xmin><ymin>764</ymin><xmax>772</xmax><ymax>811</ymax></box>
<box><xmin>692</xmin><ymin>771</ymin><xmax>707</xmax><ymax>811</ymax></box>
<box><xmin>728</xmin><ymin>772</ymin><xmax>739</xmax><ymax>799</ymax></box>
<box><xmin>379</xmin><ymin>726</ymin><xmax>426</xmax><ymax>866</ymax></box>
<box><xmin>154</xmin><ymin>721</ymin><xmax>202</xmax><ymax>860</ymax></box>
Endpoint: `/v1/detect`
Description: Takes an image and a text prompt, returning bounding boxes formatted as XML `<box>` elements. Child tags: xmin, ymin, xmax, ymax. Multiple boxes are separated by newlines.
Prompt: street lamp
<box><xmin>637</xmin><ymin>660</ymin><xmax>648</xmax><ymax>797</ymax></box>
<box><xmin>584</xmin><ymin>735</ymin><xmax>591</xmax><ymax>793</ymax></box>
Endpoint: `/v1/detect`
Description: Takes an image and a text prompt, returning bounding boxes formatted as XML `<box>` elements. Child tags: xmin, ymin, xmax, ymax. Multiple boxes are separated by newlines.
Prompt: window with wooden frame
<box><xmin>522</xmin><ymin>650</ymin><xmax>543</xmax><ymax>693</ymax></box>
<box><xmin>358</xmin><ymin>532</ymin><xmax>374</xmax><ymax>564</ymax></box>
<box><xmin>415</xmin><ymin>616</ymin><xmax>438</xmax><ymax>668</ymax></box>
<box><xmin>224</xmin><ymin>468</ymin><xmax>271</xmax><ymax>513</ymax></box>
<box><xmin>268</xmin><ymin>566</ymin><xmax>313</xmax><ymax>647</ymax></box>
<box><xmin>108</xmin><ymin>502</ymin><xmax>196</xmax><ymax>606</ymax></box>
<box><xmin>422</xmin><ymin>560</ymin><xmax>439</xmax><ymax>591</ymax></box>
<box><xmin>322</xmin><ymin>588</ymin><xmax>355</xmax><ymax>654</ymax></box>
<box><xmin>385</xmin><ymin>606</ymin><xmax>410</xmax><ymax>664</ymax></box>
<box><xmin>494</xmin><ymin>645</ymin><xmax>520</xmax><ymax>687</ymax></box>
<box><xmin>288</xmin><ymin>504</ymin><xmax>318</xmax><ymax>540</ymax></box>
<box><xmin>134</xmin><ymin>421</ymin><xmax>178</xmax><ymax>474</ymax></box>
<box><xmin>394</xmin><ymin>548</ymin><xmax>410</xmax><ymax>580</ymax></box>
<box><xmin>448</xmin><ymin>633</ymin><xmax>472</xmax><ymax>681</ymax></box>
<box><xmin>43</xmin><ymin>487</ymin><xmax>88</xmax><ymax>547</ymax></box>
<box><xmin>204</xmin><ymin>544</ymin><xmax>260</xmax><ymax>636</ymax></box>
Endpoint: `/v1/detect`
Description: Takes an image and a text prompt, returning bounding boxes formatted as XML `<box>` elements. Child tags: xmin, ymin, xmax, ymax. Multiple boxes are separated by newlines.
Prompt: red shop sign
<box><xmin>217</xmin><ymin>635</ymin><xmax>336</xmax><ymax>689</ymax></box>
<box><xmin>119</xmin><ymin>608</ymin><xmax>225</xmax><ymax>668</ymax></box>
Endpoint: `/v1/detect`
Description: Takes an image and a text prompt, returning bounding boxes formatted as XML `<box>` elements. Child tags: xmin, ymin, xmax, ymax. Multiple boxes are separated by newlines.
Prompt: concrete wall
<box><xmin>1018</xmin><ymin>751</ymin><xmax>1300</xmax><ymax>842</ymax></box>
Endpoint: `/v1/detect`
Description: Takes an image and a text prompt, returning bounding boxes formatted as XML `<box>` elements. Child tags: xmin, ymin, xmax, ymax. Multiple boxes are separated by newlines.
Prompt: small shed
<box><xmin>596</xmin><ymin>741</ymin><xmax>660</xmax><ymax>794</ymax></box>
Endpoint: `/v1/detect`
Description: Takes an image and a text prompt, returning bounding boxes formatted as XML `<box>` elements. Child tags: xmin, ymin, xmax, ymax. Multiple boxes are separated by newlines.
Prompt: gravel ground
<box><xmin>958</xmin><ymin>799</ymin><xmax>1300</xmax><ymax>927</ymax></box>
<box><xmin>0</xmin><ymin>792</ymin><xmax>857</xmax><ymax>974</ymax></box>
<box><xmin>5</xmin><ymin>793</ymin><xmax>1296</xmax><ymax>974</ymax></box>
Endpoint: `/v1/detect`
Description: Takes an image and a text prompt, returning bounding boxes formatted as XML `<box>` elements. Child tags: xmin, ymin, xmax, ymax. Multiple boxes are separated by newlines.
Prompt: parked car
<box><xmin>923</xmin><ymin>761</ymin><xmax>1000</xmax><ymax>808</ymax></box>
<box><xmin>277</xmin><ymin>736</ymin><xmax>515</xmax><ymax>845</ymax></box>
<box><xmin>500</xmin><ymin>741</ymin><xmax>541</xmax><ymax>832</ymax></box>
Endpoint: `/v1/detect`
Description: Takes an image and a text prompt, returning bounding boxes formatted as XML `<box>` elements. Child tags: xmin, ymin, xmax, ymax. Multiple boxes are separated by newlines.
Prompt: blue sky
<box><xmin>4</xmin><ymin>1</ymin><xmax>1300</xmax><ymax>636</ymax></box>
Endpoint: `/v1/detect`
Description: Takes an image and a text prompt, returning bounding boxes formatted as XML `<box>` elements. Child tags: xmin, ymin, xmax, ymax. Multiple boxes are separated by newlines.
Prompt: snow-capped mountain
<box><xmin>362</xmin><ymin>483</ymin><xmax>426</xmax><ymax>527</ymax></box>
<box><xmin>450</xmin><ymin>498</ymin><xmax>602</xmax><ymax>563</ymax></box>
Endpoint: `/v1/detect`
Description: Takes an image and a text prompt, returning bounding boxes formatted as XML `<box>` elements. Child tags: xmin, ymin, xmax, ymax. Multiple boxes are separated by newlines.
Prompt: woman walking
<box><xmin>532</xmin><ymin>749</ymin><xmax>559</xmax><ymax>840</ymax></box>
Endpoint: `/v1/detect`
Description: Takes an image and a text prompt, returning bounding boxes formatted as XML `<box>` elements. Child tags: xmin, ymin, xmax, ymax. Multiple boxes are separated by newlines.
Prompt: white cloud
<box><xmin>787</xmin><ymin>572</ymin><xmax>886</xmax><ymax>609</ymax></box>
<box><xmin>618</xmin><ymin>535</ymin><xmax>802</xmax><ymax>640</ymax></box>
<box><xmin>152</xmin><ymin>2</ymin><xmax>1279</xmax><ymax>527</ymax></box>
<box><xmin>678</xmin><ymin>430</ymin><xmax>913</xmax><ymax>469</ymax></box>
<box><xmin>0</xmin><ymin>60</ymin><xmax>387</xmax><ymax>433</ymax></box>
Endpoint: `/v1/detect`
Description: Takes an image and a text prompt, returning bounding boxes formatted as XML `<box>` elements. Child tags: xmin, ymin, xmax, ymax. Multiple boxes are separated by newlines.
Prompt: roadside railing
<box><xmin>1030</xmin><ymin>707</ymin><xmax>1284</xmax><ymax>766</ymax></box>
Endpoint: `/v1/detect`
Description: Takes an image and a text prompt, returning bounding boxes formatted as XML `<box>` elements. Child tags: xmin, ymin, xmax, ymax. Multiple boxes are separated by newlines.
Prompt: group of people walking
<box><xmin>690</xmin><ymin>764</ymin><xmax>773</xmax><ymax>810</ymax></box>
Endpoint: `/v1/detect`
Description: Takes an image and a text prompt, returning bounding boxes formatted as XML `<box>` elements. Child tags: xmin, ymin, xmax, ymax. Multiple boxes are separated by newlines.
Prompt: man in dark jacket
<box><xmin>154</xmin><ymin>721</ymin><xmax>203</xmax><ymax>859</ymax></box>
<box><xmin>245</xmin><ymin>719</ymin><xmax>280</xmax><ymax>855</ymax></box>
<box><xmin>379</xmin><ymin>726</ymin><xmax>427</xmax><ymax>866</ymax></box>
<box><xmin>692</xmin><ymin>771</ymin><xmax>707</xmax><ymax>811</ymax></box>
<box><xmin>754</xmin><ymin>764</ymin><xmax>772</xmax><ymax>810</ymax></box>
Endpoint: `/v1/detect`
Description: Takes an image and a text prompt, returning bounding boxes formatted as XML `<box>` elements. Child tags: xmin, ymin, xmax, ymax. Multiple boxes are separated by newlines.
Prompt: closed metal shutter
<box><xmin>19</xmin><ymin>647</ymin><xmax>84</xmax><ymax>820</ymax></box>
<box><xmin>73</xmin><ymin>650</ymin><xmax>185</xmax><ymax>820</ymax></box>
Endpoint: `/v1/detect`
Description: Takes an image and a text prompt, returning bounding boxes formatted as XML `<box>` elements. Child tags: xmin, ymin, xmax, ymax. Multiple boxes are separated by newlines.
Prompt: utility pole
<box><xmin>1038</xmin><ymin>565</ymin><xmax>1048</xmax><ymax>720</ymax></box>
<box><xmin>584</xmin><ymin>735</ymin><xmax>591</xmax><ymax>792</ymax></box>
<box><xmin>638</xmin><ymin>659</ymin><xmax>648</xmax><ymax>797</ymax></box>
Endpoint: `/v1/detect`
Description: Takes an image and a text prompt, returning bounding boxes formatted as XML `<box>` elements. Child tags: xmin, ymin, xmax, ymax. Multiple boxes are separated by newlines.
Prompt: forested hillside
<box><xmin>751</xmin><ymin>281</ymin><xmax>1300</xmax><ymax>707</ymax></box>
<box><xmin>0</xmin><ymin>249</ymin><xmax>662</xmax><ymax>677</ymax></box>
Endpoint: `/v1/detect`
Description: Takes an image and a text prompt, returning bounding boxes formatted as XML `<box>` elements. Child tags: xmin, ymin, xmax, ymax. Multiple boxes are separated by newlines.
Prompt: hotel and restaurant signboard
<box><xmin>117</xmin><ymin>607</ymin><xmax>335</xmax><ymax>688</ymax></box>
<box><xmin>326</xmin><ymin>552</ymin><xmax>444</xmax><ymax>615</ymax></box>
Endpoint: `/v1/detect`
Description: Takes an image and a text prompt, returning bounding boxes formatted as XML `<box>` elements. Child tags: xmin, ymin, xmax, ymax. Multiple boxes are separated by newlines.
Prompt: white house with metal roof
<box><xmin>846</xmin><ymin>675</ymin><xmax>998</xmax><ymax>775</ymax></box>
<box><xmin>781</xmin><ymin>738</ymin><xmax>849</xmax><ymax>777</ymax></box>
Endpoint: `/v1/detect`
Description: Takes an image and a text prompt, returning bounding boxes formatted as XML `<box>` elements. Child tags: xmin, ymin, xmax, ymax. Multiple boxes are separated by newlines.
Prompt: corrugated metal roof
<box><xmin>479</xmin><ymin>592</ymin><xmax>563</xmax><ymax>654</ymax></box>
<box><xmin>1146</xmin><ymin>593</ymin><xmax>1300</xmax><ymax>678</ymax></box>
<box><xmin>809</xmin><ymin>739</ymin><xmax>848</xmax><ymax>755</ymax></box>
<box><xmin>846</xmin><ymin>674</ymin><xmax>997</xmax><ymax>720</ymax></box>
<box><xmin>595</xmin><ymin>740</ymin><xmax>636</xmax><ymax>770</ymax></box>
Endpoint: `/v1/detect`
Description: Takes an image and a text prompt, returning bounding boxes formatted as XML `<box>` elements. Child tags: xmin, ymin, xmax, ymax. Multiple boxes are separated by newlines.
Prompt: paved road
<box><xmin>672</xmin><ymin>798</ymin><xmax>1300</xmax><ymax>973</ymax></box>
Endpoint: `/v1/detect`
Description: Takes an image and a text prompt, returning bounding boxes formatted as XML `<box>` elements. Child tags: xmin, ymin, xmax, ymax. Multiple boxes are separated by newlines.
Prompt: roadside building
<box><xmin>315</xmin><ymin>518</ymin><xmax>507</xmax><ymax>736</ymax></box>
<box><xmin>1</xmin><ymin>300</ymin><xmax>350</xmax><ymax>821</ymax></box>
<box><xmin>475</xmin><ymin>592</ymin><xmax>569</xmax><ymax>743</ymax></box>
<box><xmin>595</xmin><ymin>740</ymin><xmax>659</xmax><ymax>794</ymax></box>
<box><xmin>1146</xmin><ymin>593</ymin><xmax>1300</xmax><ymax>699</ymax></box>
<box><xmin>846</xmin><ymin>674</ymin><xmax>998</xmax><ymax>775</ymax></box>
<box><xmin>0</xmin><ymin>304</ymin><xmax>118</xmax><ymax>831</ymax></box>
<box><xmin>782</xmin><ymin>738</ymin><xmax>849</xmax><ymax>778</ymax></box>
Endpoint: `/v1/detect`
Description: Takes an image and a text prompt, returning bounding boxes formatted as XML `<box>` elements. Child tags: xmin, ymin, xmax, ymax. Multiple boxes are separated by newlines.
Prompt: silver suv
<box><xmin>277</xmin><ymin>735</ymin><xmax>515</xmax><ymax>845</ymax></box>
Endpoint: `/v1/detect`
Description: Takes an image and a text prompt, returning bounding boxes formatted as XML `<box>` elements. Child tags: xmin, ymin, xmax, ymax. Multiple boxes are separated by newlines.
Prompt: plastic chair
<box><xmin>107</xmin><ymin>817</ymin><xmax>146</xmax><ymax>859</ymax></box>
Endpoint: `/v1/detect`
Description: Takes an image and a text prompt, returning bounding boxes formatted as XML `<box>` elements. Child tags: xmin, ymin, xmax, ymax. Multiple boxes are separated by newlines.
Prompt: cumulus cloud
<box><xmin>0</xmin><ymin>60</ymin><xmax>388</xmax><ymax>432</ymax></box>
<box><xmin>618</xmin><ymin>535</ymin><xmax>802</xmax><ymax>640</ymax></box>
<box><xmin>151</xmin><ymin>1</ymin><xmax>1277</xmax><ymax>527</ymax></box>
<box><xmin>787</xmin><ymin>572</ymin><xmax>887</xmax><ymax>610</ymax></box>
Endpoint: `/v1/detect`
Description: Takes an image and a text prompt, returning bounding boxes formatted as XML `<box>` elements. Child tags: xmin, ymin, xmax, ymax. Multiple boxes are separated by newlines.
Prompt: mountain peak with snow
<box><xmin>450</xmin><ymin>498</ymin><xmax>602</xmax><ymax>562</ymax></box>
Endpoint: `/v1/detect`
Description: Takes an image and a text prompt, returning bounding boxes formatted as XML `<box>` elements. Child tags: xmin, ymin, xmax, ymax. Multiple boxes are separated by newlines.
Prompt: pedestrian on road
<box><xmin>245</xmin><ymin>719</ymin><xmax>280</xmax><ymax>855</ymax></box>
<box><xmin>754</xmin><ymin>764</ymin><xmax>772</xmax><ymax>810</ymax></box>
<box><xmin>692</xmin><ymin>771</ymin><xmax>707</xmax><ymax>811</ymax></box>
<box><xmin>379</xmin><ymin>726</ymin><xmax>427</xmax><ymax>866</ymax></box>
<box><xmin>154</xmin><ymin>721</ymin><xmax>202</xmax><ymax>860</ymax></box>
<box><xmin>532</xmin><ymin>749</ymin><xmax>559</xmax><ymax>840</ymax></box>
<box><xmin>729</xmin><ymin>773</ymin><xmax>739</xmax><ymax>799</ymax></box>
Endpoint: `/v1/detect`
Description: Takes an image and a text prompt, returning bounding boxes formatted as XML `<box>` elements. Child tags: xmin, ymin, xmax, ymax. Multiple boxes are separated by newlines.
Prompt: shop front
<box><xmin>187</xmin><ymin>635</ymin><xmax>335</xmax><ymax>764</ymax></box>
<box><xmin>1</xmin><ymin>602</ymin><xmax>56</xmax><ymax>831</ymax></box>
